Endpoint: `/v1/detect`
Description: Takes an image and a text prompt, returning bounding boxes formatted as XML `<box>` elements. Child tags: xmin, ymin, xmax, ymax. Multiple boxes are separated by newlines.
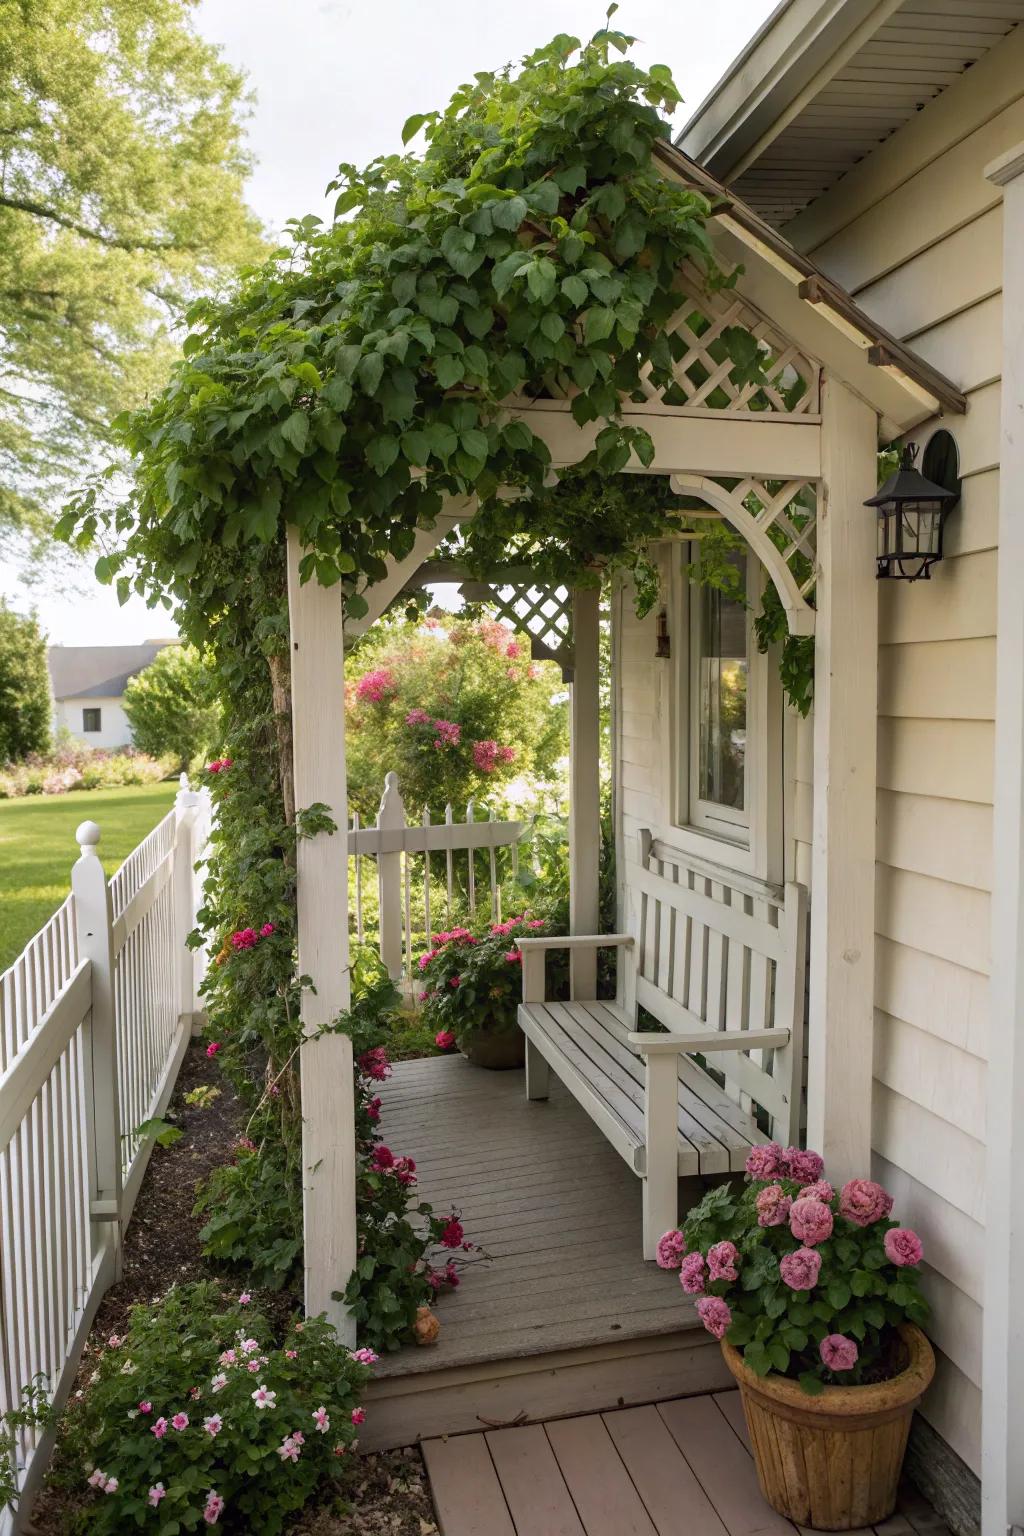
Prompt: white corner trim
<box><xmin>986</xmin><ymin>141</ymin><xmax>1024</xmax><ymax>188</ymax></box>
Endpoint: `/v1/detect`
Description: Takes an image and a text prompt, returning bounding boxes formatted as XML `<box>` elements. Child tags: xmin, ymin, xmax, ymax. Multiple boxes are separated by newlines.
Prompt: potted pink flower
<box><xmin>659</xmin><ymin>1145</ymin><xmax>934</xmax><ymax>1530</ymax></box>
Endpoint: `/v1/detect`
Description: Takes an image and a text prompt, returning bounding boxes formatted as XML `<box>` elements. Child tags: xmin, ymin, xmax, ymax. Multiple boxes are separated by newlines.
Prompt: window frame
<box><xmin>82</xmin><ymin>707</ymin><xmax>102</xmax><ymax>734</ymax></box>
<box><xmin>668</xmin><ymin>542</ymin><xmax>783</xmax><ymax>882</ymax></box>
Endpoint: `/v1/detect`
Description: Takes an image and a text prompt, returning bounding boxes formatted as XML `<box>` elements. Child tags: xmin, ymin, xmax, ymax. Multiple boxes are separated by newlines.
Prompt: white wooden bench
<box><xmin>516</xmin><ymin>833</ymin><xmax>808</xmax><ymax>1259</ymax></box>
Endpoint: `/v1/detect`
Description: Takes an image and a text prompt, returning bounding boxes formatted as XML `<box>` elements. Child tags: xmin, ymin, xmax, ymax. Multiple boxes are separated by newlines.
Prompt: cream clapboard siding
<box><xmin>774</xmin><ymin>26</ymin><xmax>1024</xmax><ymax>1476</ymax></box>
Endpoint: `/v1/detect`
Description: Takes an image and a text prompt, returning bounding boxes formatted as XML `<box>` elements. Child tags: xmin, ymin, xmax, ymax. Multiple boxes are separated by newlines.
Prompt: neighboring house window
<box><xmin>670</xmin><ymin>545</ymin><xmax>781</xmax><ymax>878</ymax></box>
<box><xmin>82</xmin><ymin>707</ymin><xmax>102</xmax><ymax>733</ymax></box>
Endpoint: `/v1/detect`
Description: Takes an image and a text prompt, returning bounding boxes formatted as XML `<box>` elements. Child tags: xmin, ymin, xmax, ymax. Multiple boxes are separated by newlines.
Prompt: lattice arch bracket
<box><xmin>670</xmin><ymin>473</ymin><xmax>818</xmax><ymax>637</ymax></box>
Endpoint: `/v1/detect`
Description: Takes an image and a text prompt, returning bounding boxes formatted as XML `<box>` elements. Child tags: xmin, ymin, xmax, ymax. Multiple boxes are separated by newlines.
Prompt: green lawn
<box><xmin>0</xmin><ymin>781</ymin><xmax>178</xmax><ymax>972</ymax></box>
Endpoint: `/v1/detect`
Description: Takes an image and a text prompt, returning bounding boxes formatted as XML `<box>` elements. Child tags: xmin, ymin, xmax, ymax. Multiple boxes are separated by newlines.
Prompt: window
<box><xmin>82</xmin><ymin>707</ymin><xmax>101</xmax><ymax>733</ymax></box>
<box><xmin>691</xmin><ymin>555</ymin><xmax>749</xmax><ymax>837</ymax></box>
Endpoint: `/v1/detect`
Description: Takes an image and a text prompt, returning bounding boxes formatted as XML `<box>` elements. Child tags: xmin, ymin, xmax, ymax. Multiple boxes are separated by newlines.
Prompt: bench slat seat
<box><xmin>515</xmin><ymin>834</ymin><xmax>808</xmax><ymax>1261</ymax></box>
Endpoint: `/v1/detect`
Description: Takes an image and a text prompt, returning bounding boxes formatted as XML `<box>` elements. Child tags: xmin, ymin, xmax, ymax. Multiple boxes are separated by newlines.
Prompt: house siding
<box><xmin>54</xmin><ymin>696</ymin><xmax>133</xmax><ymax>750</ymax></box>
<box><xmin>773</xmin><ymin>28</ymin><xmax>1024</xmax><ymax>1475</ymax></box>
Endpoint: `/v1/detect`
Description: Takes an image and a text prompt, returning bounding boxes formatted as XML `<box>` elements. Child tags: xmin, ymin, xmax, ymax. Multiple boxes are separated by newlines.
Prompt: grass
<box><xmin>0</xmin><ymin>781</ymin><xmax>179</xmax><ymax>972</ymax></box>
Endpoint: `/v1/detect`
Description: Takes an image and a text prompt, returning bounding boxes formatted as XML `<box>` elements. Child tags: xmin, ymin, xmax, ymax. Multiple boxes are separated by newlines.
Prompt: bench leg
<box><xmin>525</xmin><ymin>1037</ymin><xmax>550</xmax><ymax>1101</ymax></box>
<box><xmin>642</xmin><ymin>1054</ymin><xmax>680</xmax><ymax>1260</ymax></box>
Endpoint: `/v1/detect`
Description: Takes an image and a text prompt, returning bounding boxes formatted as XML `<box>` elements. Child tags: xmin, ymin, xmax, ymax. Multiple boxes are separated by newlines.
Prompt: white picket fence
<box><xmin>0</xmin><ymin>777</ymin><xmax>211</xmax><ymax>1532</ymax></box>
<box><xmin>349</xmin><ymin>773</ymin><xmax>528</xmax><ymax>987</ymax></box>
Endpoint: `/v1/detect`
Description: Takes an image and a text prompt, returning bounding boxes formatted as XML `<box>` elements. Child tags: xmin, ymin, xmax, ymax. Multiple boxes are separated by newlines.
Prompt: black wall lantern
<box><xmin>864</xmin><ymin>435</ymin><xmax>960</xmax><ymax>582</ymax></box>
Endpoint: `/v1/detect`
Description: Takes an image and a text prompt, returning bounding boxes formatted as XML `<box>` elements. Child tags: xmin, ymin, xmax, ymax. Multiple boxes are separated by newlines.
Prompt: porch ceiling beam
<box><xmin>507</xmin><ymin>403</ymin><xmax>821</xmax><ymax>480</ymax></box>
<box><xmin>345</xmin><ymin>499</ymin><xmax>472</xmax><ymax>637</ymax></box>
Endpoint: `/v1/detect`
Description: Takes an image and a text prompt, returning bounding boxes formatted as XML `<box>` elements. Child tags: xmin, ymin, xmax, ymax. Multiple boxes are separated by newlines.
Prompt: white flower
<box><xmin>210</xmin><ymin>1373</ymin><xmax>228</xmax><ymax>1393</ymax></box>
<box><xmin>251</xmin><ymin>1385</ymin><xmax>276</xmax><ymax>1409</ymax></box>
<box><xmin>203</xmin><ymin>1414</ymin><xmax>223</xmax><ymax>1437</ymax></box>
<box><xmin>104</xmin><ymin>1476</ymin><xmax>119</xmax><ymax>1494</ymax></box>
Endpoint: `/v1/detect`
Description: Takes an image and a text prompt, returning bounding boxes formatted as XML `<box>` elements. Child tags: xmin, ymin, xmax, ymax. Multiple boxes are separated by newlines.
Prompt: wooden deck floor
<box><xmin>374</xmin><ymin>1054</ymin><xmax>692</xmax><ymax>1375</ymax></box>
<box><xmin>423</xmin><ymin>1389</ymin><xmax>948</xmax><ymax>1536</ymax></box>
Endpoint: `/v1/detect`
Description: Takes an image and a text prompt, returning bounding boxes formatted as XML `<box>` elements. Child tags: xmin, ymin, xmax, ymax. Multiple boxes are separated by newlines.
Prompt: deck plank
<box><xmin>423</xmin><ymin>1435</ymin><xmax>516</xmax><ymax>1536</ymax></box>
<box><xmin>486</xmin><ymin>1424</ymin><xmax>586</xmax><ymax>1536</ymax></box>
<box><xmin>658</xmin><ymin>1395</ymin><xmax>796</xmax><ymax>1536</ymax></box>
<box><xmin>545</xmin><ymin>1414</ymin><xmax>658</xmax><ymax>1536</ymax></box>
<box><xmin>604</xmin><ymin>1404</ymin><xmax>731</xmax><ymax>1536</ymax></box>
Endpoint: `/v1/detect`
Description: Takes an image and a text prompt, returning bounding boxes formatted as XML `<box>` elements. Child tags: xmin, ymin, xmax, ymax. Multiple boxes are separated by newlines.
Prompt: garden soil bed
<box><xmin>29</xmin><ymin>1040</ymin><xmax>439</xmax><ymax>1536</ymax></box>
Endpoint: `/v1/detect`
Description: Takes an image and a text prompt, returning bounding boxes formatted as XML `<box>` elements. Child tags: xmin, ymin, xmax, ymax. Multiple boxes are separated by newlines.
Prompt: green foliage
<box><xmin>195</xmin><ymin>1144</ymin><xmax>303</xmax><ymax>1291</ymax></box>
<box><xmin>56</xmin><ymin>1283</ymin><xmax>369</xmax><ymax>1532</ymax></box>
<box><xmin>133</xmin><ymin>1117</ymin><xmax>184</xmax><ymax>1150</ymax></box>
<box><xmin>346</xmin><ymin>612</ymin><xmax>567</xmax><ymax>819</ymax></box>
<box><xmin>0</xmin><ymin>602</ymin><xmax>51</xmax><ymax>763</ymax></box>
<box><xmin>123</xmin><ymin>645</ymin><xmax>223</xmax><ymax>772</ymax></box>
<box><xmin>1</xmin><ymin>1379</ymin><xmax>50</xmax><ymax>1514</ymax></box>
<box><xmin>0</xmin><ymin>0</ymin><xmax>265</xmax><ymax>572</ymax></box>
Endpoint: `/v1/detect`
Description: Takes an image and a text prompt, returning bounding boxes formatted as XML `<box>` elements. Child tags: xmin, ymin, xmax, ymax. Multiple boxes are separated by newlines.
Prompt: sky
<box><xmin>17</xmin><ymin>0</ymin><xmax>777</xmax><ymax>646</ymax></box>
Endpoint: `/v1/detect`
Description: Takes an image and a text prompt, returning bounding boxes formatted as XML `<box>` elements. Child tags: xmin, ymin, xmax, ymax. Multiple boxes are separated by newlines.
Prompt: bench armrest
<box><xmin>515</xmin><ymin>933</ymin><xmax>635</xmax><ymax>953</ymax></box>
<box><xmin>627</xmin><ymin>1026</ymin><xmax>788</xmax><ymax>1056</ymax></box>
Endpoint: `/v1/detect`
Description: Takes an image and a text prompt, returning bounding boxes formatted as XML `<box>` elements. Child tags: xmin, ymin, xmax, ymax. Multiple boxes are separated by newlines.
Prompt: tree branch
<box><xmin>0</xmin><ymin>193</ymin><xmax>184</xmax><ymax>253</ymax></box>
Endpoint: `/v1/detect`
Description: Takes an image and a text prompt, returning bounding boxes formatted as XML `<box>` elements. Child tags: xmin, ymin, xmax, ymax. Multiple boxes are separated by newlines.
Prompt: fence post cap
<box><xmin>76</xmin><ymin>820</ymin><xmax>101</xmax><ymax>853</ymax></box>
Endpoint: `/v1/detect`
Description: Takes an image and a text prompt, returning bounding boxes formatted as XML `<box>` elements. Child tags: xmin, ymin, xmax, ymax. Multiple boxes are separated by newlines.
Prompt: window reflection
<box><xmin>697</xmin><ymin>567</ymin><xmax>747</xmax><ymax>811</ymax></box>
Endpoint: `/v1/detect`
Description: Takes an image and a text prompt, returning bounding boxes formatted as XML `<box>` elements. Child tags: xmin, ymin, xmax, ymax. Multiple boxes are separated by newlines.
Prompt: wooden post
<box><xmin>375</xmin><ymin>773</ymin><xmax>407</xmax><ymax>982</ymax></box>
<box><xmin>806</xmin><ymin>377</ymin><xmax>877</xmax><ymax>1181</ymax></box>
<box><xmin>642</xmin><ymin>1055</ymin><xmax>680</xmax><ymax>1259</ymax></box>
<box><xmin>72</xmin><ymin>821</ymin><xmax>123</xmax><ymax>1275</ymax></box>
<box><xmin>286</xmin><ymin>527</ymin><xmax>357</xmax><ymax>1342</ymax></box>
<box><xmin>173</xmin><ymin>774</ymin><xmax>199</xmax><ymax>1023</ymax></box>
<box><xmin>982</xmin><ymin>140</ymin><xmax>1024</xmax><ymax>1536</ymax></box>
<box><xmin>568</xmin><ymin>585</ymin><xmax>602</xmax><ymax>999</ymax></box>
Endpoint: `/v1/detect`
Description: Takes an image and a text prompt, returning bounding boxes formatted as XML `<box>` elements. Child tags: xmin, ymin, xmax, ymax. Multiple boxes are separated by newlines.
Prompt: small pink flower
<box><xmin>802</xmin><ymin>1180</ymin><xmax>835</xmax><ymax>1205</ymax></box>
<box><xmin>839</xmin><ymin>1179</ymin><xmax>893</xmax><ymax>1227</ymax></box>
<box><xmin>238</xmin><ymin>1292</ymin><xmax>251</xmax><ymax>1305</ymax></box>
<box><xmin>277</xmin><ymin>1436</ymin><xmax>301</xmax><ymax>1462</ymax></box>
<box><xmin>789</xmin><ymin>1197</ymin><xmax>834</xmax><ymax>1246</ymax></box>
<box><xmin>88</xmin><ymin>1469</ymin><xmax>107</xmax><ymax>1489</ymax></box>
<box><xmin>756</xmin><ymin>1184</ymin><xmax>792</xmax><ymax>1227</ymax></box>
<box><xmin>206</xmin><ymin>1041</ymin><xmax>221</xmax><ymax>1057</ymax></box>
<box><xmin>655</xmin><ymin>1229</ymin><xmax>686</xmax><ymax>1270</ymax></box>
<box><xmin>203</xmin><ymin>1414</ymin><xmax>223</xmax><ymax>1436</ymax></box>
<box><xmin>286</xmin><ymin>1349</ymin><xmax>297</xmax><ymax>1359</ymax></box>
<box><xmin>372</xmin><ymin>1145</ymin><xmax>395</xmax><ymax>1170</ymax></box>
<box><xmin>138</xmin><ymin>1400</ymin><xmax>152</xmax><ymax>1414</ymax></box>
<box><xmin>707</xmin><ymin>1240</ymin><xmax>740</xmax><ymax>1282</ymax></box>
<box><xmin>679</xmin><ymin>1252</ymin><xmax>707</xmax><ymax>1294</ymax></box>
<box><xmin>779</xmin><ymin>1246</ymin><xmax>822</xmax><ymax>1291</ymax></box>
<box><xmin>504</xmin><ymin>949</ymin><xmax>522</xmax><ymax>964</ymax></box>
<box><xmin>171</xmin><ymin>1412</ymin><xmax>189</xmax><ymax>1431</ymax></box>
<box><xmin>820</xmin><ymin>1333</ymin><xmax>859</xmax><ymax>1372</ymax></box>
<box><xmin>219</xmin><ymin>1348</ymin><xmax>237</xmax><ymax>1366</ymax></box>
<box><xmin>350</xmin><ymin>1347</ymin><xmax>378</xmax><ymax>1364</ymax></box>
<box><xmin>104</xmin><ymin>1477</ymin><xmax>119</xmax><ymax>1494</ymax></box>
<box><xmin>230</xmin><ymin>927</ymin><xmax>258</xmax><ymax>951</ymax></box>
<box><xmin>107</xmin><ymin>1334</ymin><xmax>122</xmax><ymax>1349</ymax></box>
<box><xmin>148</xmin><ymin>1483</ymin><xmax>166</xmax><ymax>1507</ymax></box>
<box><xmin>292</xmin><ymin>1430</ymin><xmax>305</xmax><ymax>1445</ymax></box>
<box><xmin>355</xmin><ymin>668</ymin><xmax>398</xmax><ymax>704</ymax></box>
<box><xmin>745</xmin><ymin>1143</ymin><xmax>787</xmax><ymax>1181</ymax></box>
<box><xmin>313</xmin><ymin>1405</ymin><xmax>331</xmax><ymax>1433</ymax></box>
<box><xmin>784</xmin><ymin>1148</ymin><xmax>826</xmax><ymax>1186</ymax></box>
<box><xmin>246</xmin><ymin>1359</ymin><xmax>261</xmax><ymax>1373</ymax></box>
<box><xmin>696</xmin><ymin>1296</ymin><xmax>732</xmax><ymax>1340</ymax></box>
<box><xmin>203</xmin><ymin>1491</ymin><xmax>225</xmax><ymax>1526</ymax></box>
<box><xmin>210</xmin><ymin>1373</ymin><xmax>228</xmax><ymax>1393</ymax></box>
<box><xmin>240</xmin><ymin>1338</ymin><xmax>260</xmax><ymax>1355</ymax></box>
<box><xmin>441</xmin><ymin>1216</ymin><xmax>464</xmax><ymax>1249</ymax></box>
<box><xmin>449</xmin><ymin>974</ymin><xmax>461</xmax><ymax>988</ymax></box>
<box><xmin>358</xmin><ymin>1046</ymin><xmax>391</xmax><ymax>1082</ymax></box>
<box><xmin>884</xmin><ymin>1228</ymin><xmax>924</xmax><ymax>1267</ymax></box>
<box><xmin>260</xmin><ymin>923</ymin><xmax>275</xmax><ymax>937</ymax></box>
<box><xmin>351</xmin><ymin>1407</ymin><xmax>366</xmax><ymax>1425</ymax></box>
<box><xmin>435</xmin><ymin>1029</ymin><xmax>456</xmax><ymax>1051</ymax></box>
<box><xmin>151</xmin><ymin>1417</ymin><xmax>168</xmax><ymax>1439</ymax></box>
<box><xmin>367</xmin><ymin>1096</ymin><xmax>382</xmax><ymax>1122</ymax></box>
<box><xmin>252</xmin><ymin>1385</ymin><xmax>276</xmax><ymax>1409</ymax></box>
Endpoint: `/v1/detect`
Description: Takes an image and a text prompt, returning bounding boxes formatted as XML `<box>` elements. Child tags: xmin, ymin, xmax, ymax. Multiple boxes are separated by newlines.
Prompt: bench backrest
<box><xmin>624</xmin><ymin>831</ymin><xmax>808</xmax><ymax>1146</ymax></box>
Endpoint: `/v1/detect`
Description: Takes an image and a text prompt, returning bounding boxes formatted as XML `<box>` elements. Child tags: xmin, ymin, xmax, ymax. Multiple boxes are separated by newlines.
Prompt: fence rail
<box><xmin>0</xmin><ymin>778</ymin><xmax>211</xmax><ymax>1533</ymax></box>
<box><xmin>349</xmin><ymin>773</ymin><xmax>529</xmax><ymax>989</ymax></box>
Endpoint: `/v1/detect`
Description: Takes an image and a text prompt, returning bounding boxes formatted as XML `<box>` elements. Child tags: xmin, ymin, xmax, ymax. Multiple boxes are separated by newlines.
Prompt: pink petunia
<box><xmin>277</xmin><ymin>1436</ymin><xmax>301</xmax><ymax>1463</ymax></box>
<box><xmin>779</xmin><ymin>1247</ymin><xmax>822</xmax><ymax>1291</ymax></box>
<box><xmin>745</xmin><ymin>1143</ymin><xmax>787</xmax><ymax>1181</ymax></box>
<box><xmin>148</xmin><ymin>1483</ymin><xmax>166</xmax><ymax>1508</ymax></box>
<box><xmin>838</xmin><ymin>1179</ymin><xmax>893</xmax><ymax>1228</ymax></box>
<box><xmin>755</xmin><ymin>1184</ymin><xmax>792</xmax><ymax>1228</ymax></box>
<box><xmin>138</xmin><ymin>1400</ymin><xmax>152</xmax><ymax>1414</ymax></box>
<box><xmin>679</xmin><ymin>1252</ymin><xmax>707</xmax><ymax>1294</ymax></box>
<box><xmin>820</xmin><ymin>1333</ymin><xmax>859</xmax><ymax>1372</ymax></box>
<box><xmin>312</xmin><ymin>1406</ymin><xmax>330</xmax><ymax>1433</ymax></box>
<box><xmin>655</xmin><ymin>1229</ymin><xmax>686</xmax><ymax>1270</ymax></box>
<box><xmin>251</xmin><ymin>1385</ymin><xmax>276</xmax><ymax>1409</ymax></box>
<box><xmin>707</xmin><ymin>1240</ymin><xmax>740</xmax><ymax>1282</ymax></box>
<box><xmin>789</xmin><ymin>1198</ymin><xmax>834</xmax><ymax>1246</ymax></box>
<box><xmin>884</xmin><ymin>1228</ymin><xmax>924</xmax><ymax>1267</ymax></box>
<box><xmin>203</xmin><ymin>1414</ymin><xmax>223</xmax><ymax>1437</ymax></box>
<box><xmin>171</xmin><ymin>1412</ymin><xmax>189</xmax><ymax>1431</ymax></box>
<box><xmin>696</xmin><ymin>1296</ymin><xmax>732</xmax><ymax>1340</ymax></box>
<box><xmin>151</xmin><ymin>1417</ymin><xmax>168</xmax><ymax>1439</ymax></box>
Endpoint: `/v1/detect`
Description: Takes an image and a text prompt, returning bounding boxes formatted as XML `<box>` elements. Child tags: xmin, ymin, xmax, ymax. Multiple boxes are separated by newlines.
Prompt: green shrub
<box><xmin>0</xmin><ymin>602</ymin><xmax>50</xmax><ymax>764</ymax></box>
<box><xmin>194</xmin><ymin>1141</ymin><xmax>302</xmax><ymax>1292</ymax></box>
<box><xmin>123</xmin><ymin>645</ymin><xmax>223</xmax><ymax>773</ymax></box>
<box><xmin>417</xmin><ymin>912</ymin><xmax>566</xmax><ymax>1045</ymax></box>
<box><xmin>58</xmin><ymin>1283</ymin><xmax>370</xmax><ymax>1533</ymax></box>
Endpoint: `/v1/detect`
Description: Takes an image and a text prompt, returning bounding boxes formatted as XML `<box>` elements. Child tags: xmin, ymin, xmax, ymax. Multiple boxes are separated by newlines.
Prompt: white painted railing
<box><xmin>0</xmin><ymin>777</ymin><xmax>211</xmax><ymax>1532</ymax></box>
<box><xmin>348</xmin><ymin>773</ymin><xmax>527</xmax><ymax>986</ymax></box>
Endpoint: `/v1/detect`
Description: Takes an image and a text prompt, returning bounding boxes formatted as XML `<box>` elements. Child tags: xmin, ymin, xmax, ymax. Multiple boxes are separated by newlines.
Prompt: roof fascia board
<box><xmin>679</xmin><ymin>0</ymin><xmax>900</xmax><ymax>181</ymax></box>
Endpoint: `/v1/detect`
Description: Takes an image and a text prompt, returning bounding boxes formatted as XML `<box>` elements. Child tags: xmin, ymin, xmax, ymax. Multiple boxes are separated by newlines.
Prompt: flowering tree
<box><xmin>344</xmin><ymin>613</ymin><xmax>567</xmax><ymax>820</ymax></box>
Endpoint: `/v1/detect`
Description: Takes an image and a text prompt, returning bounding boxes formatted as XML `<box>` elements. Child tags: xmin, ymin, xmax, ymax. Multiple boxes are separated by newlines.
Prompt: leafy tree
<box><xmin>0</xmin><ymin>601</ymin><xmax>50</xmax><ymax>762</ymax></box>
<box><xmin>123</xmin><ymin>643</ymin><xmax>222</xmax><ymax>771</ymax></box>
<box><xmin>345</xmin><ymin>613</ymin><xmax>567</xmax><ymax>820</ymax></box>
<box><xmin>0</xmin><ymin>0</ymin><xmax>265</xmax><ymax>569</ymax></box>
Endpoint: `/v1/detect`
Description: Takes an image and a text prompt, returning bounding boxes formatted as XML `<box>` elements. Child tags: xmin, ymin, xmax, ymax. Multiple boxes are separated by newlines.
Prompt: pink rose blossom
<box><xmin>313</xmin><ymin>1406</ymin><xmax>331</xmax><ymax>1433</ymax></box>
<box><xmin>506</xmin><ymin>641</ymin><xmax>521</xmax><ymax>658</ymax></box>
<box><xmin>171</xmin><ymin>1412</ymin><xmax>189</xmax><ymax>1431</ymax></box>
<box><xmin>371</xmin><ymin>1145</ymin><xmax>394</xmax><ymax>1170</ymax></box>
<box><xmin>138</xmin><ymin>1400</ymin><xmax>152</xmax><ymax>1414</ymax></box>
<box><xmin>779</xmin><ymin>1246</ymin><xmax>822</xmax><ymax>1291</ymax></box>
<box><xmin>148</xmin><ymin>1483</ymin><xmax>166</xmax><ymax>1507</ymax></box>
<box><xmin>241</xmin><ymin>1338</ymin><xmax>261</xmax><ymax>1355</ymax></box>
<box><xmin>802</xmin><ymin>1180</ymin><xmax>835</xmax><ymax>1206</ymax></box>
<box><xmin>260</xmin><ymin>923</ymin><xmax>275</xmax><ymax>937</ymax></box>
<box><xmin>350</xmin><ymin>1347</ymin><xmax>378</xmax><ymax>1364</ymax></box>
<box><xmin>679</xmin><ymin>1252</ymin><xmax>707</xmax><ymax>1294</ymax></box>
<box><xmin>708</xmin><ymin>1240</ymin><xmax>740</xmax><ymax>1282</ymax></box>
<box><xmin>784</xmin><ymin>1147</ymin><xmax>826</xmax><ymax>1186</ymax></box>
<box><xmin>206</xmin><ymin>1041</ymin><xmax>221</xmax><ymax>1058</ymax></box>
<box><xmin>884</xmin><ymin>1228</ymin><xmax>924</xmax><ymax>1267</ymax></box>
<box><xmin>203</xmin><ymin>1414</ymin><xmax>223</xmax><ymax>1436</ymax></box>
<box><xmin>789</xmin><ymin>1198</ymin><xmax>834</xmax><ymax>1246</ymax></box>
<box><xmin>696</xmin><ymin>1296</ymin><xmax>732</xmax><ymax>1340</ymax></box>
<box><xmin>351</xmin><ymin>1407</ymin><xmax>366</xmax><ymax>1425</ymax></box>
<box><xmin>367</xmin><ymin>1096</ymin><xmax>381</xmax><ymax>1122</ymax></box>
<box><xmin>151</xmin><ymin>1417</ymin><xmax>168</xmax><ymax>1439</ymax></box>
<box><xmin>839</xmin><ymin>1179</ymin><xmax>893</xmax><ymax>1227</ymax></box>
<box><xmin>756</xmin><ymin>1184</ymin><xmax>792</xmax><ymax>1228</ymax></box>
<box><xmin>820</xmin><ymin>1334</ymin><xmax>860</xmax><ymax>1372</ymax></box>
<box><xmin>358</xmin><ymin>1047</ymin><xmax>391</xmax><ymax>1082</ymax></box>
<box><xmin>655</xmin><ymin>1229</ymin><xmax>687</xmax><ymax>1270</ymax></box>
<box><xmin>745</xmin><ymin>1143</ymin><xmax>787</xmax><ymax>1181</ymax></box>
<box><xmin>434</xmin><ymin>1030</ymin><xmax>456</xmax><ymax>1051</ymax></box>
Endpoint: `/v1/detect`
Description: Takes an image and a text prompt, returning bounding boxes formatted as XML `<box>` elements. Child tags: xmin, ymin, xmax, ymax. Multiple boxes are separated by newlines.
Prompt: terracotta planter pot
<box><xmin>722</xmin><ymin>1324</ymin><xmax>935</xmax><ymax>1531</ymax></box>
<box><xmin>459</xmin><ymin>1027</ymin><xmax>525</xmax><ymax>1070</ymax></box>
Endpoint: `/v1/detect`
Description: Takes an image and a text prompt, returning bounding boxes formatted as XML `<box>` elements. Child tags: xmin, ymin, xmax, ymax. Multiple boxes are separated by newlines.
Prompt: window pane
<box><xmin>697</xmin><ymin>569</ymin><xmax>747</xmax><ymax>811</ymax></box>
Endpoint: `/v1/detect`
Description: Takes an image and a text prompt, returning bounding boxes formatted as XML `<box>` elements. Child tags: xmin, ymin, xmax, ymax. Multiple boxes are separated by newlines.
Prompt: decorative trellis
<box><xmin>459</xmin><ymin>578</ymin><xmax>574</xmax><ymax>674</ymax></box>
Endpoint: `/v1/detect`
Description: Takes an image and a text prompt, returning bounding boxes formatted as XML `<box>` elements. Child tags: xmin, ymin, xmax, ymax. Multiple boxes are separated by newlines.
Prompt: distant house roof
<box><xmin>47</xmin><ymin>642</ymin><xmax>178</xmax><ymax>702</ymax></box>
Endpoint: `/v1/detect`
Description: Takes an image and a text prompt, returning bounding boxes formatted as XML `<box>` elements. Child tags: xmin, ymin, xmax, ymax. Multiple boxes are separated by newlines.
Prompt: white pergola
<box><xmin>285</xmin><ymin>144</ymin><xmax>966</xmax><ymax>1339</ymax></box>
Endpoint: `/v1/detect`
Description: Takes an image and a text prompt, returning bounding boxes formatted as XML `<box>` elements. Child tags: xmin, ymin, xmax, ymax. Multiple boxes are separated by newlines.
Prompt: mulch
<box><xmin>28</xmin><ymin>1040</ymin><xmax>438</xmax><ymax>1536</ymax></box>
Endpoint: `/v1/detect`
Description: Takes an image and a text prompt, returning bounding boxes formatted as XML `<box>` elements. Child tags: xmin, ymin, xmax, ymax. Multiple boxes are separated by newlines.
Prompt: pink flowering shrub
<box><xmin>663</xmin><ymin>1142</ymin><xmax>929</xmax><ymax>1394</ymax></box>
<box><xmin>416</xmin><ymin>913</ymin><xmax>563</xmax><ymax>1048</ymax></box>
<box><xmin>59</xmin><ymin>1286</ymin><xmax>370</xmax><ymax>1533</ymax></box>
